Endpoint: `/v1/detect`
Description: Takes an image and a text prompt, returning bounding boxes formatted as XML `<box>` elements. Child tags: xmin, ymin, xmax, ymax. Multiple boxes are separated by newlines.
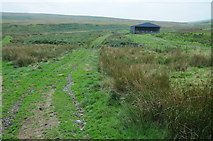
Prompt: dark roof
<box><xmin>132</xmin><ymin>23</ymin><xmax>160</xmax><ymax>28</ymax></box>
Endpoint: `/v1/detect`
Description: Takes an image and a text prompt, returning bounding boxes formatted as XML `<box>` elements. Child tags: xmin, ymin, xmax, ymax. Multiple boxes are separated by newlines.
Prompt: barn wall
<box><xmin>135</xmin><ymin>27</ymin><xmax>160</xmax><ymax>34</ymax></box>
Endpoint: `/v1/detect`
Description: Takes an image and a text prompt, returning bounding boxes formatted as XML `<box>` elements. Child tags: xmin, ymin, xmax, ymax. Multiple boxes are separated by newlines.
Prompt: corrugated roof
<box><xmin>133</xmin><ymin>23</ymin><xmax>160</xmax><ymax>28</ymax></box>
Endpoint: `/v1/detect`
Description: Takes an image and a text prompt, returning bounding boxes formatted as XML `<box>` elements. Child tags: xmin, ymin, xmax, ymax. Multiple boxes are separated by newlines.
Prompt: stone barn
<box><xmin>130</xmin><ymin>23</ymin><xmax>160</xmax><ymax>34</ymax></box>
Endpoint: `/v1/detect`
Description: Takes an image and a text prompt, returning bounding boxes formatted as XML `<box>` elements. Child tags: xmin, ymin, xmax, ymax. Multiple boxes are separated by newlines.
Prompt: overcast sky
<box><xmin>1</xmin><ymin>0</ymin><xmax>212</xmax><ymax>22</ymax></box>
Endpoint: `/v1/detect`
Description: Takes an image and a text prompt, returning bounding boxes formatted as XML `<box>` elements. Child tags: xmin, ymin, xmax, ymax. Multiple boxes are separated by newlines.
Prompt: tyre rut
<box><xmin>63</xmin><ymin>49</ymin><xmax>95</xmax><ymax>137</ymax></box>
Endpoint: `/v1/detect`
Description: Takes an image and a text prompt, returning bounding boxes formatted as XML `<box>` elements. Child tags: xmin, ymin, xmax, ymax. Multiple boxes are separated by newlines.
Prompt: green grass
<box><xmin>99</xmin><ymin>46</ymin><xmax>211</xmax><ymax>139</ymax></box>
<box><xmin>126</xmin><ymin>34</ymin><xmax>191</xmax><ymax>50</ymax></box>
<box><xmin>2</xmin><ymin>20</ymin><xmax>211</xmax><ymax>139</ymax></box>
<box><xmin>2</xmin><ymin>23</ymin><xmax>128</xmax><ymax>34</ymax></box>
<box><xmin>170</xmin><ymin>67</ymin><xmax>211</xmax><ymax>87</ymax></box>
<box><xmin>70</xmin><ymin>49</ymin><xmax>125</xmax><ymax>138</ymax></box>
<box><xmin>149</xmin><ymin>32</ymin><xmax>211</xmax><ymax>48</ymax></box>
<box><xmin>98</xmin><ymin>28</ymin><xmax>212</xmax><ymax>139</ymax></box>
<box><xmin>3</xmin><ymin>60</ymin><xmax>54</xmax><ymax>138</ymax></box>
<box><xmin>90</xmin><ymin>33</ymin><xmax>112</xmax><ymax>48</ymax></box>
<box><xmin>2</xmin><ymin>31</ymin><xmax>104</xmax><ymax>67</ymax></box>
<box><xmin>23</xmin><ymin>32</ymin><xmax>102</xmax><ymax>46</ymax></box>
<box><xmin>2</xmin><ymin>48</ymin><xmax>90</xmax><ymax>138</ymax></box>
<box><xmin>1</xmin><ymin>35</ymin><xmax>13</xmax><ymax>45</ymax></box>
<box><xmin>4</xmin><ymin>47</ymin><xmax>163</xmax><ymax>139</ymax></box>
<box><xmin>1</xmin><ymin>31</ymin><xmax>172</xmax><ymax>139</ymax></box>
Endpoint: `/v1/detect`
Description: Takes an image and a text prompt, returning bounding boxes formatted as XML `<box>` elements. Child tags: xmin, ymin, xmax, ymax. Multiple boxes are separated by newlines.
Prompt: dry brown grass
<box><xmin>99</xmin><ymin>47</ymin><xmax>212</xmax><ymax>139</ymax></box>
<box><xmin>2</xmin><ymin>44</ymin><xmax>75</xmax><ymax>67</ymax></box>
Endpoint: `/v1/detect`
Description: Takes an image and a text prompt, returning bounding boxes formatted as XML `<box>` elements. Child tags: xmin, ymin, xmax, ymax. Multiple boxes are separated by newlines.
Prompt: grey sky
<box><xmin>2</xmin><ymin>0</ymin><xmax>212</xmax><ymax>22</ymax></box>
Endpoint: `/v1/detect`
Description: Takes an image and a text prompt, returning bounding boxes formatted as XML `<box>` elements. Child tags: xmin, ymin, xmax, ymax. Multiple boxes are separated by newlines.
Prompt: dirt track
<box><xmin>17</xmin><ymin>89</ymin><xmax>60</xmax><ymax>139</ymax></box>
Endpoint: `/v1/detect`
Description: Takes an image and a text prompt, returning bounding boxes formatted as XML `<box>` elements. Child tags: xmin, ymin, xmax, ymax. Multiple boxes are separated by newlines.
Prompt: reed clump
<box><xmin>99</xmin><ymin>47</ymin><xmax>212</xmax><ymax>139</ymax></box>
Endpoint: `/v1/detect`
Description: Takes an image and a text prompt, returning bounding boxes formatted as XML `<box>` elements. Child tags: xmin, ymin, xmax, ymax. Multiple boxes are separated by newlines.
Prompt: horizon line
<box><xmin>2</xmin><ymin>11</ymin><xmax>211</xmax><ymax>23</ymax></box>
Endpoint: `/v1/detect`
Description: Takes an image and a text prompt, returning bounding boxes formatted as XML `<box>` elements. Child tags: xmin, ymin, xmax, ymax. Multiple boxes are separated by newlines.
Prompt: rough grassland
<box><xmin>2</xmin><ymin>46</ymin><xmax>170</xmax><ymax>139</ymax></box>
<box><xmin>2</xmin><ymin>19</ymin><xmax>211</xmax><ymax>139</ymax></box>
<box><xmin>2</xmin><ymin>48</ymin><xmax>126</xmax><ymax>139</ymax></box>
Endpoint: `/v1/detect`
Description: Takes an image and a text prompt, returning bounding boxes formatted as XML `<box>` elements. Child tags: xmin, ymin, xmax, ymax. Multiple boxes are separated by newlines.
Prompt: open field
<box><xmin>1</xmin><ymin>13</ymin><xmax>212</xmax><ymax>139</ymax></box>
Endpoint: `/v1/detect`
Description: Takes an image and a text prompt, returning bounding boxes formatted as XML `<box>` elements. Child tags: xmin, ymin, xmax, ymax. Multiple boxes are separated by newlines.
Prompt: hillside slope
<box><xmin>2</xmin><ymin>12</ymin><xmax>190</xmax><ymax>30</ymax></box>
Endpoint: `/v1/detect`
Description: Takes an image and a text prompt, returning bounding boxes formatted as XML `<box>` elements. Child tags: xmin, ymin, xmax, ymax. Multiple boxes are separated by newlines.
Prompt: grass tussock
<box><xmin>3</xmin><ymin>44</ymin><xmax>75</xmax><ymax>67</ymax></box>
<box><xmin>126</xmin><ymin>85</ymin><xmax>211</xmax><ymax>139</ymax></box>
<box><xmin>189</xmin><ymin>53</ymin><xmax>211</xmax><ymax>67</ymax></box>
<box><xmin>99</xmin><ymin>47</ymin><xmax>212</xmax><ymax>139</ymax></box>
<box><xmin>165</xmin><ymin>51</ymin><xmax>211</xmax><ymax>71</ymax></box>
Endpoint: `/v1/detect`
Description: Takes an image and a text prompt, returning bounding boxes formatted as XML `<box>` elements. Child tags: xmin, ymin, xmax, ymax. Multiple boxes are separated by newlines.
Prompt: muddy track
<box><xmin>63</xmin><ymin>50</ymin><xmax>95</xmax><ymax>136</ymax></box>
<box><xmin>63</xmin><ymin>72</ymin><xmax>86</xmax><ymax>131</ymax></box>
<box><xmin>2</xmin><ymin>49</ymin><xmax>86</xmax><ymax>136</ymax></box>
<box><xmin>3</xmin><ymin>49</ymin><xmax>95</xmax><ymax>139</ymax></box>
<box><xmin>15</xmin><ymin>50</ymin><xmax>93</xmax><ymax>139</ymax></box>
<box><xmin>16</xmin><ymin>89</ymin><xmax>60</xmax><ymax>139</ymax></box>
<box><xmin>2</xmin><ymin>90</ymin><xmax>33</xmax><ymax>133</ymax></box>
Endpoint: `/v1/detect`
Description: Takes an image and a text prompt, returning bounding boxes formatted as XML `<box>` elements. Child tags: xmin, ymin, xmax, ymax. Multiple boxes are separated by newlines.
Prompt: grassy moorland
<box><xmin>1</xmin><ymin>13</ymin><xmax>212</xmax><ymax>139</ymax></box>
<box><xmin>2</xmin><ymin>12</ymin><xmax>188</xmax><ymax>28</ymax></box>
<box><xmin>149</xmin><ymin>32</ymin><xmax>211</xmax><ymax>48</ymax></box>
<box><xmin>99</xmin><ymin>34</ymin><xmax>211</xmax><ymax>139</ymax></box>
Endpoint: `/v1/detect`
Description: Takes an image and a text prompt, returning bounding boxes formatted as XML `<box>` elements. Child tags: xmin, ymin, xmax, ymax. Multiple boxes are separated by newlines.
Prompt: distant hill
<box><xmin>189</xmin><ymin>19</ymin><xmax>211</xmax><ymax>24</ymax></box>
<box><xmin>1</xmin><ymin>12</ymin><xmax>210</xmax><ymax>32</ymax></box>
<box><xmin>2</xmin><ymin>12</ymin><xmax>138</xmax><ymax>24</ymax></box>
